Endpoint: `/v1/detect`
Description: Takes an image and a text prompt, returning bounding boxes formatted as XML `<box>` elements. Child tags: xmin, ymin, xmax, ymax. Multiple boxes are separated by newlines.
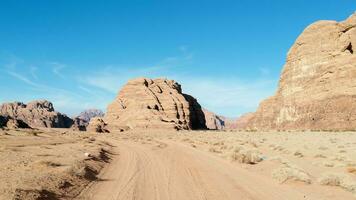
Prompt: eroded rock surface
<box><xmin>0</xmin><ymin>100</ymin><xmax>73</xmax><ymax>128</ymax></box>
<box><xmin>247</xmin><ymin>12</ymin><xmax>356</xmax><ymax>131</ymax></box>
<box><xmin>104</xmin><ymin>78</ymin><xmax>207</xmax><ymax>130</ymax></box>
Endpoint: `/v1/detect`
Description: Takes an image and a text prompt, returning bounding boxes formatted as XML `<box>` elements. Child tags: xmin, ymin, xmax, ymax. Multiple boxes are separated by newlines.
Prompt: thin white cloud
<box><xmin>7</xmin><ymin>71</ymin><xmax>43</xmax><ymax>88</ymax></box>
<box><xmin>50</xmin><ymin>62</ymin><xmax>66</xmax><ymax>78</ymax></box>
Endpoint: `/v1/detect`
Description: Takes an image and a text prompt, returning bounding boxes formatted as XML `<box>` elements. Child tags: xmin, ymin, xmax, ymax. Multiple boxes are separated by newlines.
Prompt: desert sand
<box><xmin>2</xmin><ymin>129</ymin><xmax>356</xmax><ymax>200</ymax></box>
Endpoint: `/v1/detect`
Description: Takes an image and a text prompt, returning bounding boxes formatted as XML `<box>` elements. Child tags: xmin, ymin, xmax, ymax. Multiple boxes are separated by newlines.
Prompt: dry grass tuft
<box><xmin>272</xmin><ymin>166</ymin><xmax>311</xmax><ymax>184</ymax></box>
<box><xmin>230</xmin><ymin>149</ymin><xmax>262</xmax><ymax>164</ymax></box>
<box><xmin>318</xmin><ymin>173</ymin><xmax>356</xmax><ymax>194</ymax></box>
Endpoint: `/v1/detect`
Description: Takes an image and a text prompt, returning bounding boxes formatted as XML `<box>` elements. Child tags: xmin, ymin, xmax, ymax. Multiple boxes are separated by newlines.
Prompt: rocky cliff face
<box><xmin>104</xmin><ymin>77</ymin><xmax>207</xmax><ymax>130</ymax></box>
<box><xmin>203</xmin><ymin>109</ymin><xmax>225</xmax><ymax>130</ymax></box>
<box><xmin>247</xmin><ymin>12</ymin><xmax>356</xmax><ymax>131</ymax></box>
<box><xmin>0</xmin><ymin>100</ymin><xmax>73</xmax><ymax>128</ymax></box>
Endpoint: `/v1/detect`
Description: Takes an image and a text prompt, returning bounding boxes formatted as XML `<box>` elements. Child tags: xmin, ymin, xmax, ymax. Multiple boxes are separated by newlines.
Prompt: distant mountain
<box><xmin>76</xmin><ymin>109</ymin><xmax>104</xmax><ymax>122</ymax></box>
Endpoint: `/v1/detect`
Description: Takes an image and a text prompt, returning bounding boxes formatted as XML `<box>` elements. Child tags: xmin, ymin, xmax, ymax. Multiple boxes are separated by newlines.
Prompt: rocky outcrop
<box><xmin>247</xmin><ymin>12</ymin><xmax>356</xmax><ymax>131</ymax></box>
<box><xmin>203</xmin><ymin>109</ymin><xmax>225</xmax><ymax>130</ymax></box>
<box><xmin>72</xmin><ymin>109</ymin><xmax>105</xmax><ymax>131</ymax></box>
<box><xmin>0</xmin><ymin>100</ymin><xmax>73</xmax><ymax>128</ymax></box>
<box><xmin>104</xmin><ymin>77</ymin><xmax>207</xmax><ymax>131</ymax></box>
<box><xmin>87</xmin><ymin>117</ymin><xmax>110</xmax><ymax>133</ymax></box>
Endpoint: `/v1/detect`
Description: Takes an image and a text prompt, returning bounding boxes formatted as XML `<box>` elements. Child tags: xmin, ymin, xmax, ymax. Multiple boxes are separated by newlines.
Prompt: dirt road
<box><xmin>77</xmin><ymin>139</ymin><xmax>311</xmax><ymax>200</ymax></box>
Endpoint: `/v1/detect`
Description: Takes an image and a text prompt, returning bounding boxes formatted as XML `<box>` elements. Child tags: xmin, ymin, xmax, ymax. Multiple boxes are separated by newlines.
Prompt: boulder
<box><xmin>104</xmin><ymin>77</ymin><xmax>207</xmax><ymax>131</ymax></box>
<box><xmin>0</xmin><ymin>100</ymin><xmax>73</xmax><ymax>128</ymax></box>
<box><xmin>246</xmin><ymin>12</ymin><xmax>356</xmax><ymax>131</ymax></box>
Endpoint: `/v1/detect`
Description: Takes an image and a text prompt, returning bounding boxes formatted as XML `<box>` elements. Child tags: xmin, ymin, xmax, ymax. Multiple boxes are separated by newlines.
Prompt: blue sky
<box><xmin>0</xmin><ymin>1</ymin><xmax>355</xmax><ymax>117</ymax></box>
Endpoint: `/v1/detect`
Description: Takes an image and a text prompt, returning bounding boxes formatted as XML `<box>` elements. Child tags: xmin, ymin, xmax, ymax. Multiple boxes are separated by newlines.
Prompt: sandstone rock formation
<box><xmin>203</xmin><ymin>109</ymin><xmax>225</xmax><ymax>130</ymax></box>
<box><xmin>246</xmin><ymin>12</ymin><xmax>356</xmax><ymax>131</ymax></box>
<box><xmin>235</xmin><ymin>113</ymin><xmax>255</xmax><ymax>130</ymax></box>
<box><xmin>72</xmin><ymin>109</ymin><xmax>105</xmax><ymax>131</ymax></box>
<box><xmin>0</xmin><ymin>100</ymin><xmax>73</xmax><ymax>128</ymax></box>
<box><xmin>87</xmin><ymin>117</ymin><xmax>110</xmax><ymax>133</ymax></box>
<box><xmin>104</xmin><ymin>78</ymin><xmax>207</xmax><ymax>130</ymax></box>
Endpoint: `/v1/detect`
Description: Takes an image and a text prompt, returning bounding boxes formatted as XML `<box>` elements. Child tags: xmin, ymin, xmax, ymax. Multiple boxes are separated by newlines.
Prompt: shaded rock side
<box><xmin>247</xmin><ymin>12</ymin><xmax>356</xmax><ymax>131</ymax></box>
<box><xmin>0</xmin><ymin>115</ymin><xmax>8</xmax><ymax>128</ymax></box>
<box><xmin>0</xmin><ymin>100</ymin><xmax>73</xmax><ymax>128</ymax></box>
<box><xmin>104</xmin><ymin>77</ymin><xmax>207</xmax><ymax>130</ymax></box>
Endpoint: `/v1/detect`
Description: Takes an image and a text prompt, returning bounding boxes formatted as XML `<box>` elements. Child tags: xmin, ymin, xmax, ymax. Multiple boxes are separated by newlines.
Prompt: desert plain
<box><xmin>1</xmin><ymin>5</ymin><xmax>356</xmax><ymax>200</ymax></box>
<box><xmin>1</xmin><ymin>128</ymin><xmax>356</xmax><ymax>200</ymax></box>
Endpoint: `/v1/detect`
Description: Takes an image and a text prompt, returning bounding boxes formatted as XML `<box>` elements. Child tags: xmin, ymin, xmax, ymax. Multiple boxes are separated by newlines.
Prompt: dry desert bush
<box><xmin>272</xmin><ymin>166</ymin><xmax>311</xmax><ymax>184</ymax></box>
<box><xmin>230</xmin><ymin>148</ymin><xmax>263</xmax><ymax>164</ymax></box>
<box><xmin>318</xmin><ymin>173</ymin><xmax>356</xmax><ymax>194</ymax></box>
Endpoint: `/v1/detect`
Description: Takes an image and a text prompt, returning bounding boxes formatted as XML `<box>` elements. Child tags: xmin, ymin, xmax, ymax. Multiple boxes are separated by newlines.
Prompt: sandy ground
<box><xmin>1</xmin><ymin>129</ymin><xmax>356</xmax><ymax>199</ymax></box>
<box><xmin>0</xmin><ymin>128</ymin><xmax>114</xmax><ymax>200</ymax></box>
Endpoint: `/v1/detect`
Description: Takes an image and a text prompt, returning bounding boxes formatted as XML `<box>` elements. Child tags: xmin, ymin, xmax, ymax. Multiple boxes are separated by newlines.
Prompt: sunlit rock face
<box><xmin>104</xmin><ymin>77</ymin><xmax>207</xmax><ymax>131</ymax></box>
<box><xmin>0</xmin><ymin>100</ymin><xmax>73</xmax><ymax>128</ymax></box>
<box><xmin>247</xmin><ymin>12</ymin><xmax>356</xmax><ymax>131</ymax></box>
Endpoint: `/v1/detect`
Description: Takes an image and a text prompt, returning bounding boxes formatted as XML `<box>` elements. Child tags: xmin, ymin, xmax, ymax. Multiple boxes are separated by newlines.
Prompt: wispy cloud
<box><xmin>50</xmin><ymin>62</ymin><xmax>66</xmax><ymax>78</ymax></box>
<box><xmin>1</xmin><ymin>49</ymin><xmax>278</xmax><ymax>117</ymax></box>
<box><xmin>7</xmin><ymin>70</ymin><xmax>43</xmax><ymax>88</ymax></box>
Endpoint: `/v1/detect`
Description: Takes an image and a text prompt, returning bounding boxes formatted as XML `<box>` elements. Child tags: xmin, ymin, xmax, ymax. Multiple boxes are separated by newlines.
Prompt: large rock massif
<box><xmin>102</xmin><ymin>78</ymin><xmax>207</xmax><ymax>131</ymax></box>
<box><xmin>0</xmin><ymin>100</ymin><xmax>73</xmax><ymax>128</ymax></box>
<box><xmin>246</xmin><ymin>12</ymin><xmax>356</xmax><ymax>131</ymax></box>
